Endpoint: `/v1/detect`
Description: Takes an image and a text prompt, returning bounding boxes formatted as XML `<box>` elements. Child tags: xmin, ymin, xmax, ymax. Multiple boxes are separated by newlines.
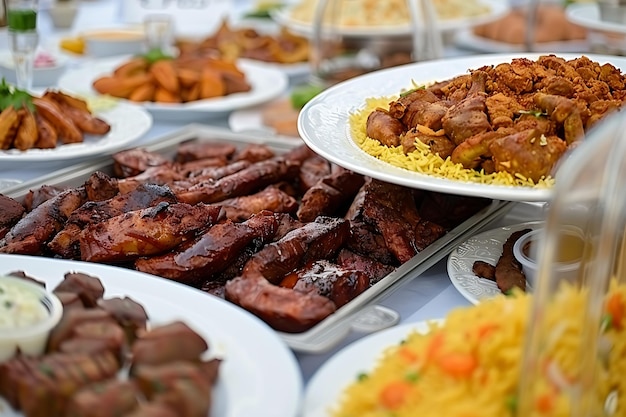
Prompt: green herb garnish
<box><xmin>505</xmin><ymin>395</ymin><xmax>518</xmax><ymax>414</ymax></box>
<box><xmin>0</xmin><ymin>78</ymin><xmax>34</xmax><ymax>112</ymax></box>
<box><xmin>356</xmin><ymin>372</ymin><xmax>368</xmax><ymax>381</ymax></box>
<box><xmin>243</xmin><ymin>3</ymin><xmax>283</xmax><ymax>19</ymax></box>
<box><xmin>600</xmin><ymin>314</ymin><xmax>613</xmax><ymax>333</ymax></box>
<box><xmin>405</xmin><ymin>371</ymin><xmax>420</xmax><ymax>383</ymax></box>
<box><xmin>143</xmin><ymin>48</ymin><xmax>174</xmax><ymax>65</ymax></box>
<box><xmin>8</xmin><ymin>9</ymin><xmax>37</xmax><ymax>32</ymax></box>
<box><xmin>290</xmin><ymin>83</ymin><xmax>325</xmax><ymax>110</ymax></box>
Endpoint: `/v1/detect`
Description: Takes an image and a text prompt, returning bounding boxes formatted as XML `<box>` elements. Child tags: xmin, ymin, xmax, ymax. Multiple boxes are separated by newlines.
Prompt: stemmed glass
<box><xmin>7</xmin><ymin>0</ymin><xmax>39</xmax><ymax>91</ymax></box>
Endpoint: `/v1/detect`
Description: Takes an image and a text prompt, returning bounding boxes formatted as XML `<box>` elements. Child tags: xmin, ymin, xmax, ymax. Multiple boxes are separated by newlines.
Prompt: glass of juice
<box><xmin>7</xmin><ymin>0</ymin><xmax>38</xmax><ymax>91</ymax></box>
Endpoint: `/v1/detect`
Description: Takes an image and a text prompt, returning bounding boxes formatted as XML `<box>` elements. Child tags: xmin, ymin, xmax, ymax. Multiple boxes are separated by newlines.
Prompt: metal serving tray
<box><xmin>2</xmin><ymin>124</ymin><xmax>513</xmax><ymax>353</ymax></box>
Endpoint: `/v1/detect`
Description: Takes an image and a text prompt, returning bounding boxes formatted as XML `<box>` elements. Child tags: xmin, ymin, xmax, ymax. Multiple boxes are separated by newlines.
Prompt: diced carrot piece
<box><xmin>425</xmin><ymin>332</ymin><xmax>444</xmax><ymax>362</ymax></box>
<box><xmin>535</xmin><ymin>392</ymin><xmax>555</xmax><ymax>413</ymax></box>
<box><xmin>398</xmin><ymin>346</ymin><xmax>419</xmax><ymax>363</ymax></box>
<box><xmin>379</xmin><ymin>380</ymin><xmax>413</xmax><ymax>410</ymax></box>
<box><xmin>606</xmin><ymin>293</ymin><xmax>624</xmax><ymax>330</ymax></box>
<box><xmin>476</xmin><ymin>323</ymin><xmax>499</xmax><ymax>340</ymax></box>
<box><xmin>437</xmin><ymin>353</ymin><xmax>477</xmax><ymax>378</ymax></box>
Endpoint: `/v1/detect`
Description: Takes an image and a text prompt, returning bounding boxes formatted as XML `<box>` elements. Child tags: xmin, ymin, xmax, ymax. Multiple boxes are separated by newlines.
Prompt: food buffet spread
<box><xmin>1</xmin><ymin>1</ymin><xmax>625</xmax><ymax>417</ymax></box>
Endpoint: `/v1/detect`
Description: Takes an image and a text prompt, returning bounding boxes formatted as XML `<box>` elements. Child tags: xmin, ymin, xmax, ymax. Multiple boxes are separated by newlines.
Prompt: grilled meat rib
<box><xmin>0</xmin><ymin>194</ymin><xmax>24</xmax><ymax>239</ymax></box>
<box><xmin>135</xmin><ymin>212</ymin><xmax>279</xmax><ymax>285</ymax></box>
<box><xmin>0</xmin><ymin>188</ymin><xmax>87</xmax><ymax>255</ymax></box>
<box><xmin>225</xmin><ymin>217</ymin><xmax>350</xmax><ymax>333</ymax></box>
<box><xmin>218</xmin><ymin>185</ymin><xmax>298</xmax><ymax>221</ymax></box>
<box><xmin>80</xmin><ymin>202</ymin><xmax>223</xmax><ymax>263</ymax></box>
<box><xmin>176</xmin><ymin>157</ymin><xmax>301</xmax><ymax>204</ymax></box>
<box><xmin>49</xmin><ymin>183</ymin><xmax>178</xmax><ymax>259</ymax></box>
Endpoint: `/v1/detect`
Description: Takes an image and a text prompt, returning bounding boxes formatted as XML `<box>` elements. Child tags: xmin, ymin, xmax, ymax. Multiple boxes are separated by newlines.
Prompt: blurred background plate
<box><xmin>57</xmin><ymin>56</ymin><xmax>289</xmax><ymax>122</ymax></box>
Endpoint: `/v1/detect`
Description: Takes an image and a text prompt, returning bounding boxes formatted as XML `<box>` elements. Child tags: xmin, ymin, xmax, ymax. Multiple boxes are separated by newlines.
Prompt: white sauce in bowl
<box><xmin>0</xmin><ymin>281</ymin><xmax>49</xmax><ymax>329</ymax></box>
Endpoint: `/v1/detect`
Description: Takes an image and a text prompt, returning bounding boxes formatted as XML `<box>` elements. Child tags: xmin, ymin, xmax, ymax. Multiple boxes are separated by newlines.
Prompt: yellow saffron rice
<box><xmin>331</xmin><ymin>281</ymin><xmax>626</xmax><ymax>417</ymax></box>
<box><xmin>349</xmin><ymin>97</ymin><xmax>556</xmax><ymax>189</ymax></box>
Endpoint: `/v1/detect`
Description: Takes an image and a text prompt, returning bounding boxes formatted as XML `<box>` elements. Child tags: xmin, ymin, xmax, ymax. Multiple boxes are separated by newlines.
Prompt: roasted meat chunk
<box><xmin>112</xmin><ymin>148</ymin><xmax>170</xmax><ymax>178</ymax></box>
<box><xmin>80</xmin><ymin>202</ymin><xmax>223</xmax><ymax>263</ymax></box>
<box><xmin>495</xmin><ymin>229</ymin><xmax>531</xmax><ymax>293</ymax></box>
<box><xmin>365</xmin><ymin>109</ymin><xmax>405</xmax><ymax>147</ymax></box>
<box><xmin>0</xmin><ymin>194</ymin><xmax>24</xmax><ymax>239</ymax></box>
<box><xmin>53</xmin><ymin>272</ymin><xmax>105</xmax><ymax>308</ymax></box>
<box><xmin>175</xmin><ymin>139</ymin><xmax>236</xmax><ymax>163</ymax></box>
<box><xmin>131</xmin><ymin>321</ymin><xmax>208</xmax><ymax>367</ymax></box>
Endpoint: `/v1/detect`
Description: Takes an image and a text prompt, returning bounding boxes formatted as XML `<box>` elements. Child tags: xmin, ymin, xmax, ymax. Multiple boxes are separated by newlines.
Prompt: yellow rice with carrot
<box><xmin>331</xmin><ymin>281</ymin><xmax>626</xmax><ymax>417</ymax></box>
<box><xmin>349</xmin><ymin>97</ymin><xmax>555</xmax><ymax>189</ymax></box>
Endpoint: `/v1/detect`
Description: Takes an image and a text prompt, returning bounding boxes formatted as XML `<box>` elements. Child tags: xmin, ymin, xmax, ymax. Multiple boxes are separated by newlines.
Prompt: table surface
<box><xmin>0</xmin><ymin>0</ymin><xmax>550</xmax><ymax>391</ymax></box>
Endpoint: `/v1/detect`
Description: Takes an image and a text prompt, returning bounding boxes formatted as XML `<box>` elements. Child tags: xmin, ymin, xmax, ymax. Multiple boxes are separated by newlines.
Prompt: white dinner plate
<box><xmin>57</xmin><ymin>56</ymin><xmax>289</xmax><ymax>122</ymax></box>
<box><xmin>297</xmin><ymin>52</ymin><xmax>626</xmax><ymax>202</ymax></box>
<box><xmin>303</xmin><ymin>321</ymin><xmax>434</xmax><ymax>417</ymax></box>
<box><xmin>271</xmin><ymin>0</ymin><xmax>509</xmax><ymax>37</ymax></box>
<box><xmin>446</xmin><ymin>221</ymin><xmax>543</xmax><ymax>305</ymax></box>
<box><xmin>0</xmin><ymin>100</ymin><xmax>152</xmax><ymax>163</ymax></box>
<box><xmin>453</xmin><ymin>29</ymin><xmax>590</xmax><ymax>54</ymax></box>
<box><xmin>566</xmin><ymin>3</ymin><xmax>626</xmax><ymax>35</ymax></box>
<box><xmin>0</xmin><ymin>254</ymin><xmax>303</xmax><ymax>417</ymax></box>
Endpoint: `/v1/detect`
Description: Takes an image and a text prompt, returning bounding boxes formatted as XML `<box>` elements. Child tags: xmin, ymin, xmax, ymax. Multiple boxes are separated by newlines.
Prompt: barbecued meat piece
<box><xmin>132</xmin><ymin>321</ymin><xmax>208</xmax><ymax>367</ymax></box>
<box><xmin>135</xmin><ymin>212</ymin><xmax>278</xmax><ymax>285</ymax></box>
<box><xmin>388</xmin><ymin>89</ymin><xmax>440</xmax><ymax>120</ymax></box>
<box><xmin>281</xmin><ymin>144</ymin><xmax>317</xmax><ymax>164</ymax></box>
<box><xmin>0</xmin><ymin>194</ymin><xmax>24</xmax><ymax>239</ymax></box>
<box><xmin>62</xmin><ymin>320</ymin><xmax>127</xmax><ymax>359</ymax></box>
<box><xmin>5</xmin><ymin>270</ymin><xmax>45</xmax><ymax>287</ymax></box>
<box><xmin>442</xmin><ymin>93</ymin><xmax>492</xmax><ymax>146</ymax></box>
<box><xmin>401</xmin><ymin>128</ymin><xmax>456</xmax><ymax>158</ymax></box>
<box><xmin>297</xmin><ymin>167</ymin><xmax>365</xmax><ymax>222</ymax></box>
<box><xmin>417</xmin><ymin>192</ymin><xmax>490</xmax><ymax>229</ymax></box>
<box><xmin>97</xmin><ymin>297</ymin><xmax>149</xmax><ymax>344</ymax></box>
<box><xmin>112</xmin><ymin>148</ymin><xmax>170</xmax><ymax>178</ymax></box>
<box><xmin>53</xmin><ymin>272</ymin><xmax>105</xmax><ymax>308</ymax></box>
<box><xmin>232</xmin><ymin>143</ymin><xmax>275</xmax><ymax>162</ymax></box>
<box><xmin>201</xmin><ymin>280</ymin><xmax>226</xmax><ymax>298</ymax></box>
<box><xmin>0</xmin><ymin>188</ymin><xmax>87</xmax><ymax>255</ymax></box>
<box><xmin>485</xmin><ymin>92</ymin><xmax>523</xmax><ymax>129</ymax></box>
<box><xmin>49</xmin><ymin>184</ymin><xmax>178</xmax><ymax>259</ymax></box>
<box><xmin>219</xmin><ymin>185</ymin><xmax>298</xmax><ymax>221</ymax></box>
<box><xmin>225</xmin><ymin>217</ymin><xmax>349</xmax><ymax>332</ymax></box>
<box><xmin>298</xmin><ymin>155</ymin><xmax>332</xmax><ymax>192</ymax></box>
<box><xmin>80</xmin><ymin>202</ymin><xmax>223</xmax><ymax>263</ymax></box>
<box><xmin>84</xmin><ymin>171</ymin><xmax>119</xmax><ymax>202</ymax></box>
<box><xmin>66</xmin><ymin>380</ymin><xmax>140</xmax><ymax>417</ymax></box>
<box><xmin>473</xmin><ymin>260</ymin><xmax>496</xmax><ymax>281</ymax></box>
<box><xmin>47</xmin><ymin>308</ymin><xmax>115</xmax><ymax>351</ymax></box>
<box><xmin>359</xmin><ymin>179</ymin><xmax>445</xmax><ymax>263</ymax></box>
<box><xmin>336</xmin><ymin>248</ymin><xmax>395</xmax><ymax>285</ymax></box>
<box><xmin>366</xmin><ymin>109</ymin><xmax>406</xmax><ymax>147</ymax></box>
<box><xmin>495</xmin><ymin>229</ymin><xmax>530</xmax><ymax>293</ymax></box>
<box><xmin>176</xmin><ymin>157</ymin><xmax>301</xmax><ymax>204</ymax></box>
<box><xmin>280</xmin><ymin>260</ymin><xmax>370</xmax><ymax>308</ymax></box>
<box><xmin>0</xmin><ymin>351</ymin><xmax>120</xmax><ymax>416</ymax></box>
<box><xmin>22</xmin><ymin>185</ymin><xmax>67</xmax><ymax>211</ymax></box>
<box><xmin>175</xmin><ymin>140</ymin><xmax>236</xmax><ymax>163</ymax></box>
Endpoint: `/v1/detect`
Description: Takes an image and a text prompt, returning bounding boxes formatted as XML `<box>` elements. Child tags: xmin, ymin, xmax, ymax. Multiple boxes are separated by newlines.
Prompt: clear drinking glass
<box><xmin>517</xmin><ymin>110</ymin><xmax>626</xmax><ymax>416</ymax></box>
<box><xmin>309</xmin><ymin>0</ymin><xmax>442</xmax><ymax>87</ymax></box>
<box><xmin>143</xmin><ymin>13</ymin><xmax>174</xmax><ymax>54</ymax></box>
<box><xmin>7</xmin><ymin>0</ymin><xmax>38</xmax><ymax>90</ymax></box>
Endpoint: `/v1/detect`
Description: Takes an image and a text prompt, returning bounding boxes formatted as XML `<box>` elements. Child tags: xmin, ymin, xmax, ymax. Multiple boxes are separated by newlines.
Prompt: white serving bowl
<box><xmin>0</xmin><ymin>51</ymin><xmax>68</xmax><ymax>87</ymax></box>
<box><xmin>513</xmin><ymin>227</ymin><xmax>584</xmax><ymax>289</ymax></box>
<box><xmin>0</xmin><ymin>275</ymin><xmax>63</xmax><ymax>362</ymax></box>
<box><xmin>82</xmin><ymin>28</ymin><xmax>146</xmax><ymax>58</ymax></box>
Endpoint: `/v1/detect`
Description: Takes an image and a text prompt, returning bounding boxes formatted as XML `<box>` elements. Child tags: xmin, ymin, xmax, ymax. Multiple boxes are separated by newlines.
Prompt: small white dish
<box><xmin>0</xmin><ymin>275</ymin><xmax>63</xmax><ymax>362</ymax></box>
<box><xmin>82</xmin><ymin>28</ymin><xmax>146</xmax><ymax>58</ymax></box>
<box><xmin>0</xmin><ymin>51</ymin><xmax>68</xmax><ymax>87</ymax></box>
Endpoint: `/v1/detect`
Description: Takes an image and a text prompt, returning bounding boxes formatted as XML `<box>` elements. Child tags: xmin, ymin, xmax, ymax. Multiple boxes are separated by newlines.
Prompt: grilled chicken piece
<box><xmin>219</xmin><ymin>185</ymin><xmax>298</xmax><ymax>221</ymax></box>
<box><xmin>442</xmin><ymin>93</ymin><xmax>491</xmax><ymax>146</ymax></box>
<box><xmin>84</xmin><ymin>171</ymin><xmax>119</xmax><ymax>202</ymax></box>
<box><xmin>80</xmin><ymin>202</ymin><xmax>222</xmax><ymax>263</ymax></box>
<box><xmin>176</xmin><ymin>157</ymin><xmax>301</xmax><ymax>205</ymax></box>
<box><xmin>366</xmin><ymin>109</ymin><xmax>406</xmax><ymax>147</ymax></box>
<box><xmin>0</xmin><ymin>194</ymin><xmax>24</xmax><ymax>239</ymax></box>
<box><xmin>225</xmin><ymin>217</ymin><xmax>349</xmax><ymax>332</ymax></box>
<box><xmin>132</xmin><ymin>321</ymin><xmax>208</xmax><ymax>367</ymax></box>
<box><xmin>112</xmin><ymin>148</ymin><xmax>170</xmax><ymax>178</ymax></box>
<box><xmin>280</xmin><ymin>260</ymin><xmax>370</xmax><ymax>308</ymax></box>
<box><xmin>297</xmin><ymin>167</ymin><xmax>365</xmax><ymax>222</ymax></box>
<box><xmin>0</xmin><ymin>188</ymin><xmax>87</xmax><ymax>255</ymax></box>
<box><xmin>336</xmin><ymin>248</ymin><xmax>395</xmax><ymax>285</ymax></box>
<box><xmin>49</xmin><ymin>183</ymin><xmax>177</xmax><ymax>259</ymax></box>
<box><xmin>298</xmin><ymin>155</ymin><xmax>331</xmax><ymax>192</ymax></box>
<box><xmin>175</xmin><ymin>140</ymin><xmax>236</xmax><ymax>163</ymax></box>
<box><xmin>53</xmin><ymin>272</ymin><xmax>105</xmax><ymax>308</ymax></box>
<box><xmin>22</xmin><ymin>184</ymin><xmax>68</xmax><ymax>211</ymax></box>
<box><xmin>135</xmin><ymin>212</ymin><xmax>278</xmax><ymax>285</ymax></box>
<box><xmin>116</xmin><ymin>164</ymin><xmax>184</xmax><ymax>194</ymax></box>
<box><xmin>232</xmin><ymin>143</ymin><xmax>275</xmax><ymax>163</ymax></box>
